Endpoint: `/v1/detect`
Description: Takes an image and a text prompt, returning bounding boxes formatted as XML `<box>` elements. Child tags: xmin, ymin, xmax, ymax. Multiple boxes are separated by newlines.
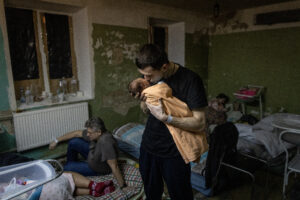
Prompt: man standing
<box><xmin>135</xmin><ymin>44</ymin><xmax>207</xmax><ymax>200</ymax></box>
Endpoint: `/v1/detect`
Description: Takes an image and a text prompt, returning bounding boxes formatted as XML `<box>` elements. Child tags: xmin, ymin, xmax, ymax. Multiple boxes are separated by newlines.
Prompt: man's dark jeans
<box><xmin>64</xmin><ymin>138</ymin><xmax>97</xmax><ymax>176</ymax></box>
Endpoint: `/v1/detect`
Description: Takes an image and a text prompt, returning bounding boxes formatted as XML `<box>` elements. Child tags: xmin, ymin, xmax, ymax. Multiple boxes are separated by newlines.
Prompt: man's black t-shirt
<box><xmin>141</xmin><ymin>65</ymin><xmax>208</xmax><ymax>157</ymax></box>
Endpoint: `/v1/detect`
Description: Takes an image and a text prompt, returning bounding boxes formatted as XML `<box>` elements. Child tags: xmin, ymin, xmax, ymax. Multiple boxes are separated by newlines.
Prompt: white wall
<box><xmin>168</xmin><ymin>22</ymin><xmax>185</xmax><ymax>65</ymax></box>
<box><xmin>73</xmin><ymin>7</ymin><xmax>94</xmax><ymax>98</ymax></box>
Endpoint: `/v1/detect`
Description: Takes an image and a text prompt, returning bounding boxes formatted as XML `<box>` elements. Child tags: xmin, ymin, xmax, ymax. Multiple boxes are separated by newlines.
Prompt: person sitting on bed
<box><xmin>129</xmin><ymin>77</ymin><xmax>208</xmax><ymax>164</ymax></box>
<box><xmin>48</xmin><ymin>117</ymin><xmax>127</xmax><ymax>189</ymax></box>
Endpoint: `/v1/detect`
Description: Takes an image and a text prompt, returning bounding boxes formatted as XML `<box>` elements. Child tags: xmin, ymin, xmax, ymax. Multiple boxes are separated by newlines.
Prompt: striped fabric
<box><xmin>75</xmin><ymin>161</ymin><xmax>143</xmax><ymax>200</ymax></box>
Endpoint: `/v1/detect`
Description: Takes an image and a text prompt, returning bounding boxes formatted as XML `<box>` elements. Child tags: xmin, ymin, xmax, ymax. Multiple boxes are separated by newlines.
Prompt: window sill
<box><xmin>16</xmin><ymin>95</ymin><xmax>93</xmax><ymax>112</ymax></box>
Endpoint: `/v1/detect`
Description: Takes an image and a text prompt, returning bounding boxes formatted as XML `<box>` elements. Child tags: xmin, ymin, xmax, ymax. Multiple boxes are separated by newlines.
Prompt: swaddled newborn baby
<box><xmin>128</xmin><ymin>78</ymin><xmax>150</xmax><ymax>98</ymax></box>
<box><xmin>129</xmin><ymin>78</ymin><xmax>226</xmax><ymax>126</ymax></box>
<box><xmin>128</xmin><ymin>77</ymin><xmax>208</xmax><ymax>163</ymax></box>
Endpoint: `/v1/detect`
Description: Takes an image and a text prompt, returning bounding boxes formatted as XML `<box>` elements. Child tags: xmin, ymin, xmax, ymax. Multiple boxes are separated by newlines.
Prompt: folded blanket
<box><xmin>143</xmin><ymin>82</ymin><xmax>208</xmax><ymax>163</ymax></box>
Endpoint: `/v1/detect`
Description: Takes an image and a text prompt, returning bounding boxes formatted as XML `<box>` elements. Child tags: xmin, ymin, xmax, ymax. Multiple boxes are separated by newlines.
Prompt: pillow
<box><xmin>113</xmin><ymin>123</ymin><xmax>145</xmax><ymax>148</ymax></box>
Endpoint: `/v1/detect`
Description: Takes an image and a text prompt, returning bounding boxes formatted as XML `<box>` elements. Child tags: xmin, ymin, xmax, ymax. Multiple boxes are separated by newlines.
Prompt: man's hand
<box><xmin>49</xmin><ymin>141</ymin><xmax>57</xmax><ymax>150</ymax></box>
<box><xmin>140</xmin><ymin>101</ymin><xmax>150</xmax><ymax>114</ymax></box>
<box><xmin>130</xmin><ymin>92</ymin><xmax>147</xmax><ymax>101</ymax></box>
<box><xmin>145</xmin><ymin>100</ymin><xmax>168</xmax><ymax>122</ymax></box>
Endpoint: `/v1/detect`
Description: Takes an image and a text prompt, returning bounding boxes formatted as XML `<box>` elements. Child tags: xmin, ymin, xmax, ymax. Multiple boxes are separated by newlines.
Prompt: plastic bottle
<box><xmin>61</xmin><ymin>77</ymin><xmax>67</xmax><ymax>94</ymax></box>
<box><xmin>20</xmin><ymin>87</ymin><xmax>26</xmax><ymax>103</ymax></box>
<box><xmin>57</xmin><ymin>80</ymin><xmax>65</xmax><ymax>102</ymax></box>
<box><xmin>70</xmin><ymin>76</ymin><xmax>78</xmax><ymax>96</ymax></box>
<box><xmin>25</xmin><ymin>86</ymin><xmax>32</xmax><ymax>105</ymax></box>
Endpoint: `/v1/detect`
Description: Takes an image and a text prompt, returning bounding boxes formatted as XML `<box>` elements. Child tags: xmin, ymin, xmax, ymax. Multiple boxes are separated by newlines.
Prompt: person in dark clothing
<box><xmin>205</xmin><ymin>122</ymin><xmax>239</xmax><ymax>189</ymax></box>
<box><xmin>134</xmin><ymin>44</ymin><xmax>207</xmax><ymax>200</ymax></box>
<box><xmin>49</xmin><ymin>117</ymin><xmax>126</xmax><ymax>189</ymax></box>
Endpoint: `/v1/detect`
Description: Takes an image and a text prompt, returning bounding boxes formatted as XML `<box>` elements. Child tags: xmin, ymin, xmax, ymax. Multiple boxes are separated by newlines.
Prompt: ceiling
<box><xmin>137</xmin><ymin>0</ymin><xmax>297</xmax><ymax>15</ymax></box>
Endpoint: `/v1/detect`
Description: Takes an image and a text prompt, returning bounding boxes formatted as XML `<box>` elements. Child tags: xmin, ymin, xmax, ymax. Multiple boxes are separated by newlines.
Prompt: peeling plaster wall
<box><xmin>207</xmin><ymin>1</ymin><xmax>300</xmax><ymax>115</ymax></box>
<box><xmin>89</xmin><ymin>24</ymin><xmax>148</xmax><ymax>130</ymax></box>
<box><xmin>208</xmin><ymin>1</ymin><xmax>300</xmax><ymax>35</ymax></box>
<box><xmin>87</xmin><ymin>0</ymin><xmax>207</xmax><ymax>33</ymax></box>
<box><xmin>87</xmin><ymin>0</ymin><xmax>209</xmax><ymax>130</ymax></box>
<box><xmin>89</xmin><ymin>24</ymin><xmax>209</xmax><ymax>131</ymax></box>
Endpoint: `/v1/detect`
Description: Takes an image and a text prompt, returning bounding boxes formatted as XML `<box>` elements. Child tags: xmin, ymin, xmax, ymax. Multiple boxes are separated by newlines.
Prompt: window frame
<box><xmin>40</xmin><ymin>12</ymin><xmax>78</xmax><ymax>95</ymax></box>
<box><xmin>5</xmin><ymin>8</ymin><xmax>45</xmax><ymax>100</ymax></box>
<box><xmin>2</xmin><ymin>5</ymin><xmax>94</xmax><ymax>111</ymax></box>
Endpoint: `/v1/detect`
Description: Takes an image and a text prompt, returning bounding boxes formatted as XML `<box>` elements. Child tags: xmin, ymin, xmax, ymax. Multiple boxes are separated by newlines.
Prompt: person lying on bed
<box><xmin>205</xmin><ymin>95</ymin><xmax>227</xmax><ymax>126</ymax></box>
<box><xmin>25</xmin><ymin>171</ymin><xmax>115</xmax><ymax>199</ymax></box>
<box><xmin>48</xmin><ymin>117</ymin><xmax>127</xmax><ymax>189</ymax></box>
<box><xmin>129</xmin><ymin>77</ymin><xmax>208</xmax><ymax>164</ymax></box>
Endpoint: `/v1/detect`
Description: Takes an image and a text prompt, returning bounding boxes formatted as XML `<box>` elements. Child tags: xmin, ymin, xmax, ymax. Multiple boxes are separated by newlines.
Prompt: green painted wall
<box><xmin>185</xmin><ymin>32</ymin><xmax>209</xmax><ymax>90</ymax></box>
<box><xmin>89</xmin><ymin>24</ymin><xmax>148</xmax><ymax>131</ymax></box>
<box><xmin>0</xmin><ymin>27</ymin><xmax>10</xmax><ymax>111</ymax></box>
<box><xmin>208</xmin><ymin>27</ymin><xmax>300</xmax><ymax>114</ymax></box>
<box><xmin>0</xmin><ymin>125</ymin><xmax>16</xmax><ymax>152</ymax></box>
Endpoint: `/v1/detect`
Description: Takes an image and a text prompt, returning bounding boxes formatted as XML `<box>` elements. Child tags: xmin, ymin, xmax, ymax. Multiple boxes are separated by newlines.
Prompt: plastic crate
<box><xmin>233</xmin><ymin>85</ymin><xmax>264</xmax><ymax>102</ymax></box>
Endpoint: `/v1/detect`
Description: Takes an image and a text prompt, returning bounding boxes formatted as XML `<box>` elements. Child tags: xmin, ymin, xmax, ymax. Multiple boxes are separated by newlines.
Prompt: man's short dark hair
<box><xmin>85</xmin><ymin>117</ymin><xmax>107</xmax><ymax>132</ymax></box>
<box><xmin>135</xmin><ymin>44</ymin><xmax>169</xmax><ymax>70</ymax></box>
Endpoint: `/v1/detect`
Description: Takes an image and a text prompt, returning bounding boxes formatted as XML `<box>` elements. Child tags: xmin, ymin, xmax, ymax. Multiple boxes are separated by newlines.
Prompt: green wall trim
<box><xmin>208</xmin><ymin>27</ymin><xmax>300</xmax><ymax>114</ymax></box>
<box><xmin>0</xmin><ymin>27</ymin><xmax>10</xmax><ymax>111</ymax></box>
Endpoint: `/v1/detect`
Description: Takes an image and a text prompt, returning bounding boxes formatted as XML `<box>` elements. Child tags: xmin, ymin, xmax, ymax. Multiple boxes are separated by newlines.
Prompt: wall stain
<box><xmin>209</xmin><ymin>11</ymin><xmax>249</xmax><ymax>34</ymax></box>
<box><xmin>95</xmin><ymin>30</ymin><xmax>140</xmax><ymax>65</ymax></box>
<box><xmin>90</xmin><ymin>24</ymin><xmax>147</xmax><ymax>130</ymax></box>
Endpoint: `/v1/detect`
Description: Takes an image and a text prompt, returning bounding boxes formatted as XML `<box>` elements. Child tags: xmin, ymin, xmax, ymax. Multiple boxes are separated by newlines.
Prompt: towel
<box><xmin>143</xmin><ymin>82</ymin><xmax>208</xmax><ymax>163</ymax></box>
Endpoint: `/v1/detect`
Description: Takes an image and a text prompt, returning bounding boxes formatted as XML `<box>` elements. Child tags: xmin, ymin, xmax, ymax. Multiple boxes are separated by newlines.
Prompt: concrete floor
<box><xmin>192</xmin><ymin>169</ymin><xmax>300</xmax><ymax>200</ymax></box>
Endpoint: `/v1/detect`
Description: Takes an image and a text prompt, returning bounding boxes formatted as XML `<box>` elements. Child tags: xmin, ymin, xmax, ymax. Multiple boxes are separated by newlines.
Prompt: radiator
<box><xmin>13</xmin><ymin>102</ymin><xmax>89</xmax><ymax>151</ymax></box>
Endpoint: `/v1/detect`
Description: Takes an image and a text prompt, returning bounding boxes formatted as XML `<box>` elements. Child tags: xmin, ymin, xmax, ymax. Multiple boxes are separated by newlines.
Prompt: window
<box><xmin>5</xmin><ymin>6</ymin><xmax>80</xmax><ymax>108</ymax></box>
<box><xmin>5</xmin><ymin>7</ymin><xmax>44</xmax><ymax>100</ymax></box>
<box><xmin>40</xmin><ymin>12</ymin><xmax>77</xmax><ymax>95</ymax></box>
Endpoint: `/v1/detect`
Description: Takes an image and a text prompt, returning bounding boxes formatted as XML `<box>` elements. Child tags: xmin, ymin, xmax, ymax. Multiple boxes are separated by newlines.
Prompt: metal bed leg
<box><xmin>241</xmin><ymin>103</ymin><xmax>246</xmax><ymax>115</ymax></box>
<box><xmin>263</xmin><ymin>162</ymin><xmax>270</xmax><ymax>200</ymax></box>
<box><xmin>259</xmin><ymin>95</ymin><xmax>263</xmax><ymax>120</ymax></box>
<box><xmin>221</xmin><ymin>162</ymin><xmax>255</xmax><ymax>200</ymax></box>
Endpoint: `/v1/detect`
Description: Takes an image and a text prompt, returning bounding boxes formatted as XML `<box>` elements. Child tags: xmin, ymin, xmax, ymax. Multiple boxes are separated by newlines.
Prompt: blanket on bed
<box><xmin>236</xmin><ymin>113</ymin><xmax>298</xmax><ymax>160</ymax></box>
